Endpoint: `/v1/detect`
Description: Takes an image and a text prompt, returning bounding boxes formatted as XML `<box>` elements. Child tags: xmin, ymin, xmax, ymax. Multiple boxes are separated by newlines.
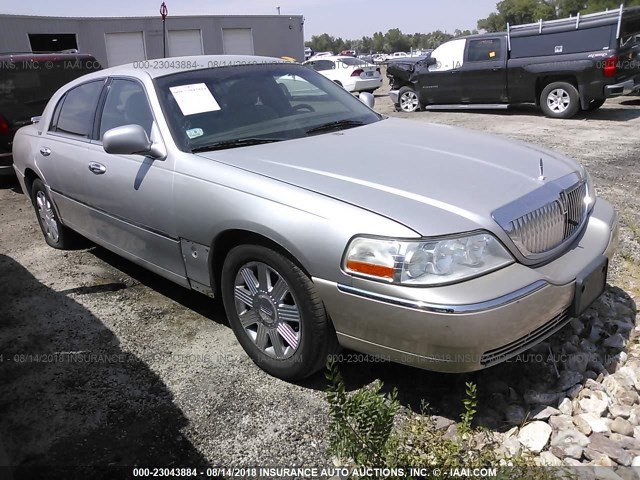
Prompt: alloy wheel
<box><xmin>233</xmin><ymin>261</ymin><xmax>301</xmax><ymax>359</ymax></box>
<box><xmin>36</xmin><ymin>190</ymin><xmax>59</xmax><ymax>243</ymax></box>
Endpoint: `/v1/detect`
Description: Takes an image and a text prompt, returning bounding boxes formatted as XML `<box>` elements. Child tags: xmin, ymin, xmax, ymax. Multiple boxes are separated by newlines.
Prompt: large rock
<box><xmin>608</xmin><ymin>433</ymin><xmax>640</xmax><ymax>451</ymax></box>
<box><xmin>578</xmin><ymin>390</ymin><xmax>610</xmax><ymax>417</ymax></box>
<box><xmin>532</xmin><ymin>405</ymin><xmax>560</xmax><ymax>421</ymax></box>
<box><xmin>575</xmin><ymin>413</ymin><xmax>610</xmax><ymax>434</ymax></box>
<box><xmin>567</xmin><ymin>353</ymin><xmax>590</xmax><ymax>373</ymax></box>
<box><xmin>432</xmin><ymin>416</ymin><xmax>455</xmax><ymax>430</ymax></box>
<box><xmin>537</xmin><ymin>451</ymin><xmax>563</xmax><ymax>466</ymax></box>
<box><xmin>502</xmin><ymin>437</ymin><xmax>521</xmax><ymax>457</ymax></box>
<box><xmin>611</xmin><ymin>417</ymin><xmax>634</xmax><ymax>437</ymax></box>
<box><xmin>619</xmin><ymin>391</ymin><xmax>639</xmax><ymax>408</ymax></box>
<box><xmin>558</xmin><ymin>397</ymin><xmax>573</xmax><ymax>416</ymax></box>
<box><xmin>518</xmin><ymin>421</ymin><xmax>552</xmax><ymax>453</ymax></box>
<box><xmin>586</xmin><ymin>433</ymin><xmax>633</xmax><ymax>466</ymax></box>
<box><xmin>603</xmin><ymin>333</ymin><xmax>626</xmax><ymax>349</ymax></box>
<box><xmin>550</xmin><ymin>430</ymin><xmax>590</xmax><ymax>459</ymax></box>
<box><xmin>609</xmin><ymin>404</ymin><xmax>632</xmax><ymax>419</ymax></box>
<box><xmin>549</xmin><ymin>415</ymin><xmax>574</xmax><ymax>432</ymax></box>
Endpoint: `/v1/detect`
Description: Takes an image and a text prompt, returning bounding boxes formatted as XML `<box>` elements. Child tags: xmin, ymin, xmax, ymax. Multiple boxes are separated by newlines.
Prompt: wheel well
<box><xmin>535</xmin><ymin>76</ymin><xmax>578</xmax><ymax>105</ymax></box>
<box><xmin>23</xmin><ymin>168</ymin><xmax>39</xmax><ymax>199</ymax></box>
<box><xmin>209</xmin><ymin>229</ymin><xmax>310</xmax><ymax>296</ymax></box>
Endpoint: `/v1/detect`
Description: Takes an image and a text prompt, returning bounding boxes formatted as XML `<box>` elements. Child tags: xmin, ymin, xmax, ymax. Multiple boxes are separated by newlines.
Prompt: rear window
<box><xmin>339</xmin><ymin>58</ymin><xmax>368</xmax><ymax>67</ymax></box>
<box><xmin>0</xmin><ymin>58</ymin><xmax>101</xmax><ymax>118</ymax></box>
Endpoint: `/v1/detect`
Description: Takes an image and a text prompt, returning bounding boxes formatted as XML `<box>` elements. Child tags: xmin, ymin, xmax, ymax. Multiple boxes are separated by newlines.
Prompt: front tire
<box><xmin>30</xmin><ymin>178</ymin><xmax>77</xmax><ymax>249</ymax></box>
<box><xmin>221</xmin><ymin>244</ymin><xmax>337</xmax><ymax>381</ymax></box>
<box><xmin>540</xmin><ymin>82</ymin><xmax>580</xmax><ymax>119</ymax></box>
<box><xmin>398</xmin><ymin>86</ymin><xmax>420</xmax><ymax>112</ymax></box>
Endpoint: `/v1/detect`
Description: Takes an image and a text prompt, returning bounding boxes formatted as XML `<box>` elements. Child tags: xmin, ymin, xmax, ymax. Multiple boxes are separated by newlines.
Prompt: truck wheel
<box><xmin>585</xmin><ymin>98</ymin><xmax>606</xmax><ymax>112</ymax></box>
<box><xmin>398</xmin><ymin>86</ymin><xmax>420</xmax><ymax>113</ymax></box>
<box><xmin>30</xmin><ymin>179</ymin><xmax>77</xmax><ymax>249</ymax></box>
<box><xmin>540</xmin><ymin>82</ymin><xmax>580</xmax><ymax>119</ymax></box>
<box><xmin>221</xmin><ymin>244</ymin><xmax>338</xmax><ymax>381</ymax></box>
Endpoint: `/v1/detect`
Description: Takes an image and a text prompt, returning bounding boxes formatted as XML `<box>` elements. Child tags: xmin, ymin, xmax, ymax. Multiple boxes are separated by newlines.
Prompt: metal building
<box><xmin>0</xmin><ymin>14</ymin><xmax>305</xmax><ymax>66</ymax></box>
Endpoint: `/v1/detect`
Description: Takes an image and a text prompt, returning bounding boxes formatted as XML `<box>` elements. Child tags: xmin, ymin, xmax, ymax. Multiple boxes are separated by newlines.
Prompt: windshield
<box><xmin>338</xmin><ymin>58</ymin><xmax>370</xmax><ymax>67</ymax></box>
<box><xmin>154</xmin><ymin>62</ymin><xmax>381</xmax><ymax>152</ymax></box>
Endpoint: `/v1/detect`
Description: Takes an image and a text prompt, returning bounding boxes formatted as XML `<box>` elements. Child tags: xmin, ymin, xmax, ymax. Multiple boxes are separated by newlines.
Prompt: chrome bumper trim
<box><xmin>336</xmin><ymin>280</ymin><xmax>548</xmax><ymax>314</ymax></box>
<box><xmin>0</xmin><ymin>152</ymin><xmax>12</xmax><ymax>158</ymax></box>
<box><xmin>389</xmin><ymin>89</ymin><xmax>400</xmax><ymax>104</ymax></box>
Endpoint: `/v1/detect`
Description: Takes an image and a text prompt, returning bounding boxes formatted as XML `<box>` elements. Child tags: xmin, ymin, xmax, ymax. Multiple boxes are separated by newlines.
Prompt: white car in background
<box><xmin>303</xmin><ymin>56</ymin><xmax>383</xmax><ymax>93</ymax></box>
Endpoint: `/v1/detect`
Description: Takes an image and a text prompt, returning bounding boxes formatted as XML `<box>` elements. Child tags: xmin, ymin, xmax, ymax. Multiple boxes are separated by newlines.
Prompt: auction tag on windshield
<box><xmin>169</xmin><ymin>83</ymin><xmax>221</xmax><ymax>116</ymax></box>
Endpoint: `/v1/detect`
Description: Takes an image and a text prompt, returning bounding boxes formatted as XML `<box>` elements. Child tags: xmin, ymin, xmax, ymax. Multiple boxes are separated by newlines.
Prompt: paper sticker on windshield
<box><xmin>186</xmin><ymin>128</ymin><xmax>204</xmax><ymax>139</ymax></box>
<box><xmin>169</xmin><ymin>83</ymin><xmax>221</xmax><ymax>116</ymax></box>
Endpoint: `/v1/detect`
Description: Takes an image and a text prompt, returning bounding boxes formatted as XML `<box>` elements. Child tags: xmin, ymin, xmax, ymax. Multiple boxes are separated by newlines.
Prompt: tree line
<box><xmin>305</xmin><ymin>0</ymin><xmax>640</xmax><ymax>53</ymax></box>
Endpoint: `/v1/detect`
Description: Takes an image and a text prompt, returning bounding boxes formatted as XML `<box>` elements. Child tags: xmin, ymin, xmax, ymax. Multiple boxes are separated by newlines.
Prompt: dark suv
<box><xmin>0</xmin><ymin>51</ymin><xmax>102</xmax><ymax>176</ymax></box>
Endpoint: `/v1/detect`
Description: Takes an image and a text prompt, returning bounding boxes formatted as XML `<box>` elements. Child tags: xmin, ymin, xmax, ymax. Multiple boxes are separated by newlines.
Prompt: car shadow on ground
<box><xmin>302</xmin><ymin>285</ymin><xmax>637</xmax><ymax>432</ymax></box>
<box><xmin>0</xmin><ymin>254</ymin><xmax>211</xmax><ymax>480</ymax></box>
<box><xmin>0</xmin><ymin>176</ymin><xmax>23</xmax><ymax>193</ymax></box>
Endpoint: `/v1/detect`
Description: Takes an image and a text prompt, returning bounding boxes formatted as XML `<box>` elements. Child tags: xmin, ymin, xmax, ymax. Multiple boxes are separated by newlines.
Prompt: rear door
<box><xmin>36</xmin><ymin>79</ymin><xmax>106</xmax><ymax>226</ymax></box>
<box><xmin>458</xmin><ymin>37</ymin><xmax>508</xmax><ymax>103</ymax></box>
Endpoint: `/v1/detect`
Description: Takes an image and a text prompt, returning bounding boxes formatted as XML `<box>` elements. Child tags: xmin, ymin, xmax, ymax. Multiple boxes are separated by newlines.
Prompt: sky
<box><xmin>0</xmin><ymin>0</ymin><xmax>500</xmax><ymax>40</ymax></box>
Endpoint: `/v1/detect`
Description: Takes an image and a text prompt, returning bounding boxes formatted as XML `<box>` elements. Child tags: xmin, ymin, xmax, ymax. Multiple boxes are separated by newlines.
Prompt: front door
<box><xmin>83</xmin><ymin>78</ymin><xmax>185</xmax><ymax>281</ymax></box>
<box><xmin>418</xmin><ymin>38</ymin><xmax>466</xmax><ymax>104</ymax></box>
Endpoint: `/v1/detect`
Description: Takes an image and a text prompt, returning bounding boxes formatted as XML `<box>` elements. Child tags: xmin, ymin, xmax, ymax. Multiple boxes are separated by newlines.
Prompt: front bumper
<box><xmin>314</xmin><ymin>198</ymin><xmax>618</xmax><ymax>373</ymax></box>
<box><xmin>605</xmin><ymin>77</ymin><xmax>640</xmax><ymax>97</ymax></box>
<box><xmin>389</xmin><ymin>89</ymin><xmax>400</xmax><ymax>105</ymax></box>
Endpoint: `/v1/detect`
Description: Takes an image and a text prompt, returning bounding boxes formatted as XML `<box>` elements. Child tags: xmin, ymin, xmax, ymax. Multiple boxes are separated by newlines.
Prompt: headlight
<box><xmin>343</xmin><ymin>233</ymin><xmax>514</xmax><ymax>286</ymax></box>
<box><xmin>584</xmin><ymin>169</ymin><xmax>596</xmax><ymax>211</ymax></box>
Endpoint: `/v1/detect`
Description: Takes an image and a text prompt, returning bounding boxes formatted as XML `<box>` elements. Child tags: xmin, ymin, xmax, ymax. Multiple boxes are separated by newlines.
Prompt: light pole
<box><xmin>160</xmin><ymin>2</ymin><xmax>168</xmax><ymax>58</ymax></box>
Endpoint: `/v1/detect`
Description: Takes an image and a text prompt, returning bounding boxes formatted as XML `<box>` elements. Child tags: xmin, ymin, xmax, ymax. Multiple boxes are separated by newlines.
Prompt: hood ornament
<box><xmin>538</xmin><ymin>158</ymin><xmax>545</xmax><ymax>181</ymax></box>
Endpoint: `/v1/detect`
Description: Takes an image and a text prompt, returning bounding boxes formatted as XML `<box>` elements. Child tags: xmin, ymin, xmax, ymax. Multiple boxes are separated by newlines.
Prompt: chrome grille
<box><xmin>506</xmin><ymin>181</ymin><xmax>587</xmax><ymax>256</ymax></box>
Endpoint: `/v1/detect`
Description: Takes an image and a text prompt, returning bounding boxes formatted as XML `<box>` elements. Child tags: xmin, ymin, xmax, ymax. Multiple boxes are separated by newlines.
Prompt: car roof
<box><xmin>74</xmin><ymin>55</ymin><xmax>289</xmax><ymax>81</ymax></box>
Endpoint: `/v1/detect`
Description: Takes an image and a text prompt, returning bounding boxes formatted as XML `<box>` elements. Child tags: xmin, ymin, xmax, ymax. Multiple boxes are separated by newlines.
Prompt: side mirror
<box><xmin>358</xmin><ymin>92</ymin><xmax>375</xmax><ymax>109</ymax></box>
<box><xmin>425</xmin><ymin>57</ymin><xmax>437</xmax><ymax>66</ymax></box>
<box><xmin>103</xmin><ymin>124</ymin><xmax>164</xmax><ymax>159</ymax></box>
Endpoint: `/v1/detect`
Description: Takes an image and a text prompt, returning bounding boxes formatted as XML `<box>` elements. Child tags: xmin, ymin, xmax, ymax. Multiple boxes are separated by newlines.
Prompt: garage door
<box><xmin>222</xmin><ymin>29</ymin><xmax>254</xmax><ymax>55</ymax></box>
<box><xmin>168</xmin><ymin>30</ymin><xmax>203</xmax><ymax>57</ymax></box>
<box><xmin>105</xmin><ymin>32</ymin><xmax>146</xmax><ymax>67</ymax></box>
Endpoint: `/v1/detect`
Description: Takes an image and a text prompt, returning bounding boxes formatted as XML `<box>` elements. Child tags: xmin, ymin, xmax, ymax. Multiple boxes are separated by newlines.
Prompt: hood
<box><xmin>196</xmin><ymin>118</ymin><xmax>582</xmax><ymax>237</ymax></box>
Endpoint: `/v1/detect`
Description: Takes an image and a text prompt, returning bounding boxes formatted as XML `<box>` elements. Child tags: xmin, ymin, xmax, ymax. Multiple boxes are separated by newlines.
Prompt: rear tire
<box><xmin>30</xmin><ymin>179</ymin><xmax>77</xmax><ymax>249</ymax></box>
<box><xmin>585</xmin><ymin>98</ymin><xmax>606</xmax><ymax>112</ymax></box>
<box><xmin>221</xmin><ymin>244</ymin><xmax>338</xmax><ymax>381</ymax></box>
<box><xmin>540</xmin><ymin>82</ymin><xmax>580</xmax><ymax>119</ymax></box>
<box><xmin>398</xmin><ymin>86</ymin><xmax>420</xmax><ymax>113</ymax></box>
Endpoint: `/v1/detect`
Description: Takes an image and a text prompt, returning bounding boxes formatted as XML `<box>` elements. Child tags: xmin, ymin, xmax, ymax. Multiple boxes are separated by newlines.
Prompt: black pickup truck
<box><xmin>388</xmin><ymin>6</ymin><xmax>640</xmax><ymax>118</ymax></box>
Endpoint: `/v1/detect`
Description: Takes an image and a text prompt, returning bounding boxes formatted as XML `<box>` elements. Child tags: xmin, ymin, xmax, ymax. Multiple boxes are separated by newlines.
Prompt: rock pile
<box><xmin>473</xmin><ymin>287</ymin><xmax>640</xmax><ymax>473</ymax></box>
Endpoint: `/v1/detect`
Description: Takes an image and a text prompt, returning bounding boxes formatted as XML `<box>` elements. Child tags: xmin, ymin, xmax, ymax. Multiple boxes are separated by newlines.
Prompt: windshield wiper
<box><xmin>306</xmin><ymin>119</ymin><xmax>365</xmax><ymax>135</ymax></box>
<box><xmin>191</xmin><ymin>138</ymin><xmax>282</xmax><ymax>153</ymax></box>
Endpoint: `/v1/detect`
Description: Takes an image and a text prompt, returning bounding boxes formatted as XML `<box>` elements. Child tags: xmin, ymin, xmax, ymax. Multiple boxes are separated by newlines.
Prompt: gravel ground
<box><xmin>1</xmin><ymin>81</ymin><xmax>639</xmax><ymax>478</ymax></box>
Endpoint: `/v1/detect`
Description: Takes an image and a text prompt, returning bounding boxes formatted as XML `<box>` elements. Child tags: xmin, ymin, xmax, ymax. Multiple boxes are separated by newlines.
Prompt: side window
<box><xmin>99</xmin><ymin>79</ymin><xmax>154</xmax><ymax>140</ymax></box>
<box><xmin>428</xmin><ymin>39</ymin><xmax>466</xmax><ymax>72</ymax></box>
<box><xmin>51</xmin><ymin>81</ymin><xmax>103</xmax><ymax>137</ymax></box>
<box><xmin>467</xmin><ymin>39</ymin><xmax>503</xmax><ymax>62</ymax></box>
<box><xmin>314</xmin><ymin>60</ymin><xmax>335</xmax><ymax>71</ymax></box>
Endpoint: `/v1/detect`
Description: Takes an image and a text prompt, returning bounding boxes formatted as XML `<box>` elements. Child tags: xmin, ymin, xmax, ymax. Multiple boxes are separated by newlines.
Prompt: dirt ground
<box><xmin>1</xmin><ymin>81</ymin><xmax>640</xmax><ymax>477</ymax></box>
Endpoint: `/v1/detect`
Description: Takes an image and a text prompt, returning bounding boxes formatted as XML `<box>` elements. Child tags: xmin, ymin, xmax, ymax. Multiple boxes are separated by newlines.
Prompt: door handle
<box><xmin>492</xmin><ymin>67</ymin><xmax>503</xmax><ymax>71</ymax></box>
<box><xmin>88</xmin><ymin>162</ymin><xmax>107</xmax><ymax>175</ymax></box>
<box><xmin>450</xmin><ymin>70</ymin><xmax>460</xmax><ymax>74</ymax></box>
<box><xmin>39</xmin><ymin>147</ymin><xmax>51</xmax><ymax>156</ymax></box>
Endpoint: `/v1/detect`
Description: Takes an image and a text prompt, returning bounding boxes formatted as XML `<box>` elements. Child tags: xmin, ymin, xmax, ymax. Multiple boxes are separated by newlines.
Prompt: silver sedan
<box><xmin>12</xmin><ymin>55</ymin><xmax>618</xmax><ymax>380</ymax></box>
